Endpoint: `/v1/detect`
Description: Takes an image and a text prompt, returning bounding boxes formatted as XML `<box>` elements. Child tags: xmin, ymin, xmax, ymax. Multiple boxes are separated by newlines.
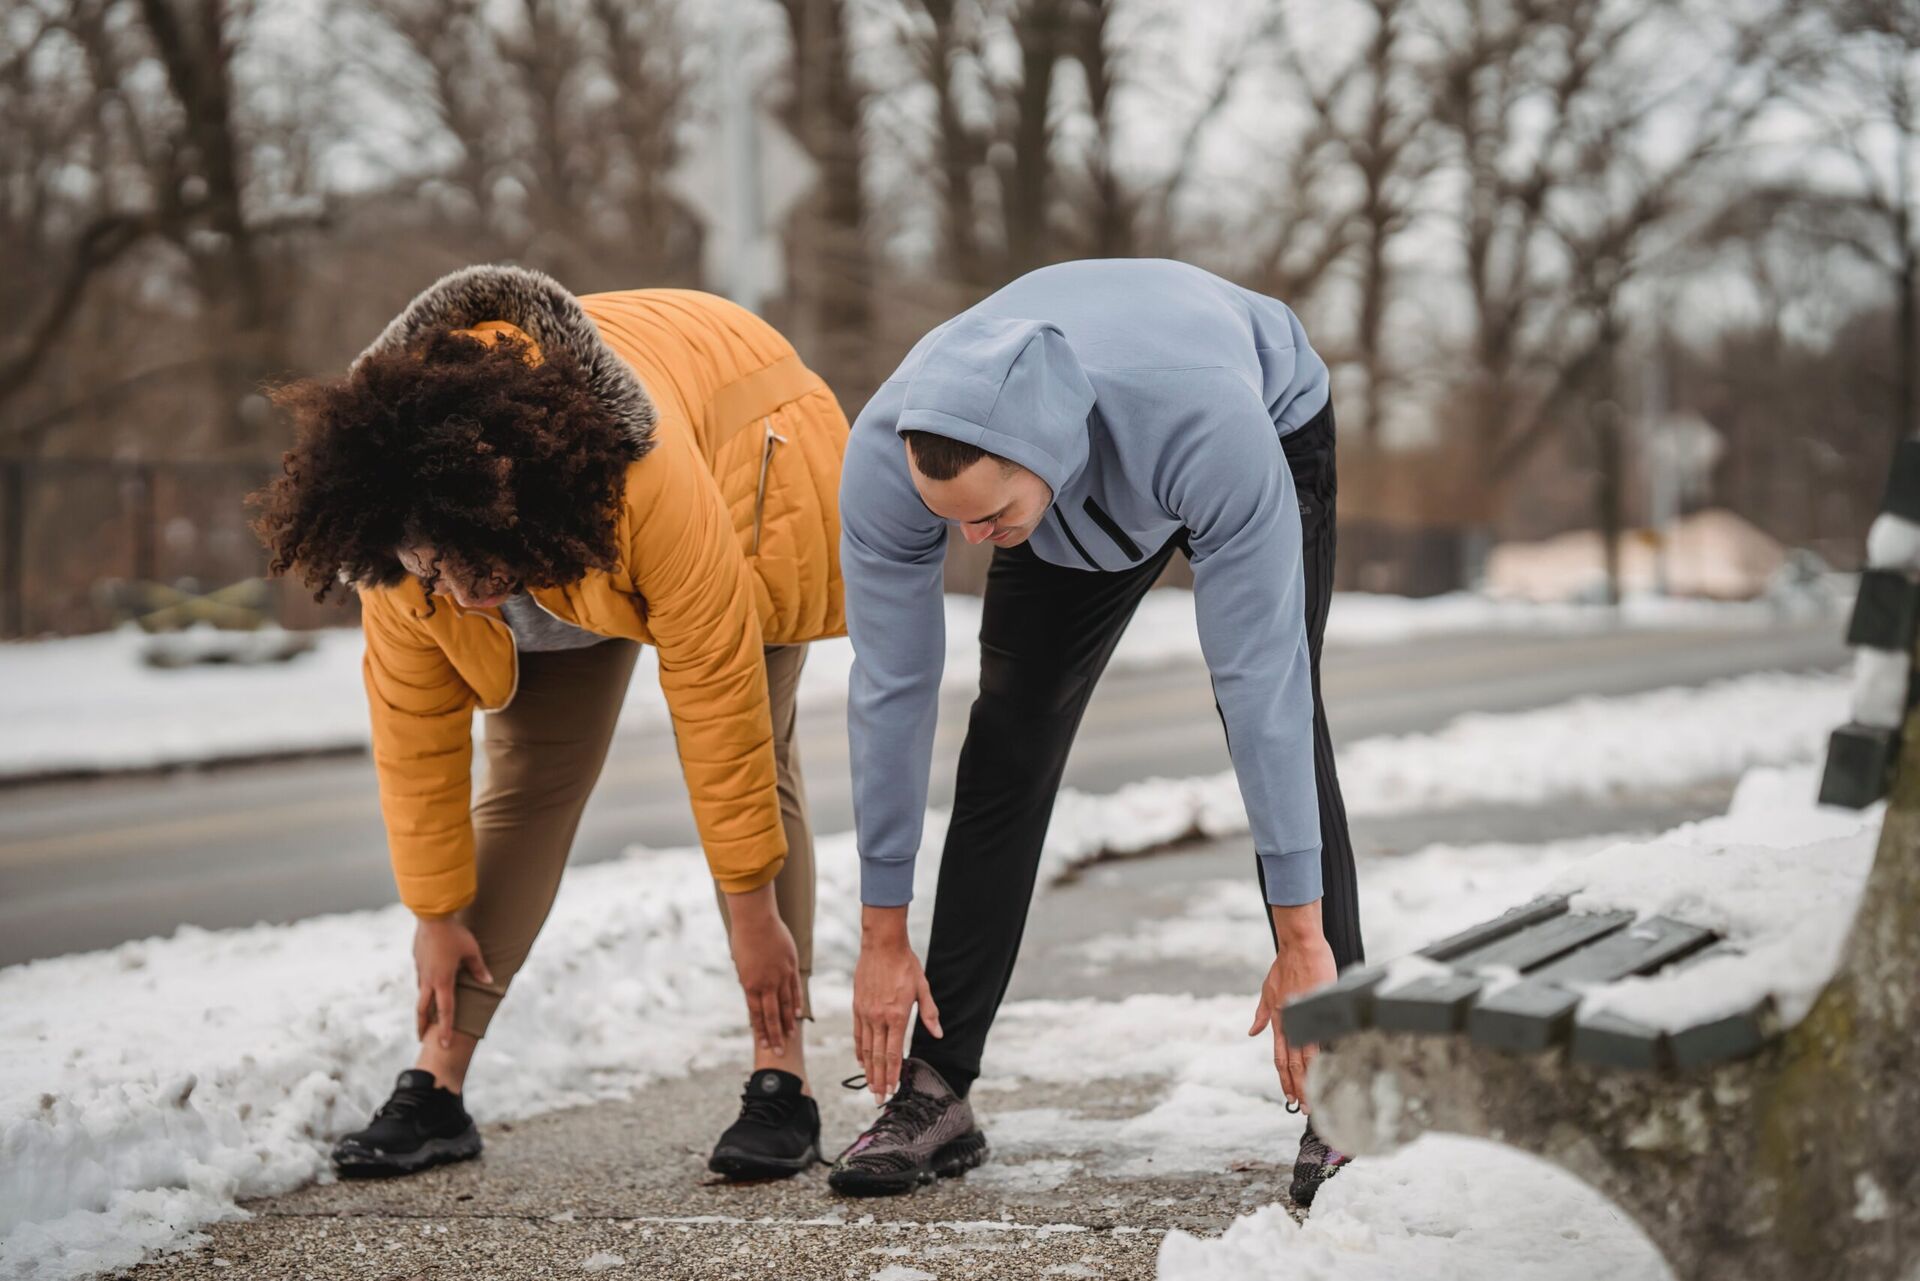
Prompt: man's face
<box><xmin>396</xmin><ymin>543</ymin><xmax>516</xmax><ymax>610</ymax></box>
<box><xmin>905</xmin><ymin>445</ymin><xmax>1054</xmax><ymax>548</ymax></box>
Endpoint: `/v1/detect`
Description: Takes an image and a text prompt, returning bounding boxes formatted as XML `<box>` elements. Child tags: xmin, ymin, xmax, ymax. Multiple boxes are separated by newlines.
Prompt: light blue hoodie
<box><xmin>841</xmin><ymin>259</ymin><xmax>1331</xmax><ymax>909</ymax></box>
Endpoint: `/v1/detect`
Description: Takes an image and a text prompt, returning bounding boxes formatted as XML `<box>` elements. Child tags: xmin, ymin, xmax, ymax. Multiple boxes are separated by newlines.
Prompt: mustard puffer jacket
<box><xmin>354</xmin><ymin>266</ymin><xmax>847</xmax><ymax>916</ymax></box>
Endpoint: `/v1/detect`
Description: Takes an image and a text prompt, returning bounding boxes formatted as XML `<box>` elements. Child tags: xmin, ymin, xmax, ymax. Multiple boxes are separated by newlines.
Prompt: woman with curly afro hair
<box><xmin>253</xmin><ymin>265</ymin><xmax>848</xmax><ymax>1182</ymax></box>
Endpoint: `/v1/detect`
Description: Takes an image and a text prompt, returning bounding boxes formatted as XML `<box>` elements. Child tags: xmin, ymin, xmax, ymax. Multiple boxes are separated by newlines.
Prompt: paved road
<box><xmin>0</xmin><ymin>620</ymin><xmax>1844</xmax><ymax>966</ymax></box>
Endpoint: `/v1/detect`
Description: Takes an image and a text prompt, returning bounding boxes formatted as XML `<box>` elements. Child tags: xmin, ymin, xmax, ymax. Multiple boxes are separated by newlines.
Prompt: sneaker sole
<box><xmin>828</xmin><ymin>1131</ymin><xmax>990</xmax><ymax>1197</ymax></box>
<box><xmin>707</xmin><ymin>1141</ymin><xmax>821</xmax><ymax>1182</ymax></box>
<box><xmin>332</xmin><ymin>1126</ymin><xmax>483</xmax><ymax>1179</ymax></box>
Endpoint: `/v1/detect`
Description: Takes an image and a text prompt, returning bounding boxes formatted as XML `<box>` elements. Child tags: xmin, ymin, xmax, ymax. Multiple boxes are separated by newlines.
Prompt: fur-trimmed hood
<box><xmin>356</xmin><ymin>264</ymin><xmax>657</xmax><ymax>458</ymax></box>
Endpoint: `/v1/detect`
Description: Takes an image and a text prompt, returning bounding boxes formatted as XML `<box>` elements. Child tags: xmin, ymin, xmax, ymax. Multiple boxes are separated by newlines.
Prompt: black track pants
<box><xmin>910</xmin><ymin>401</ymin><xmax>1364</xmax><ymax>1096</ymax></box>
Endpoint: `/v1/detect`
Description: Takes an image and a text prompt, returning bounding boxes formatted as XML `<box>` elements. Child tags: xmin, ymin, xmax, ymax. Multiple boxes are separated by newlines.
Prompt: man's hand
<box><xmin>413</xmin><ymin>917</ymin><xmax>493</xmax><ymax>1049</ymax></box>
<box><xmin>853</xmin><ymin>905</ymin><xmax>942</xmax><ymax>1102</ymax></box>
<box><xmin>1247</xmin><ymin>899</ymin><xmax>1338</xmax><ymax>1109</ymax></box>
<box><xmin>725</xmin><ymin>883</ymin><xmax>803</xmax><ymax>1054</ymax></box>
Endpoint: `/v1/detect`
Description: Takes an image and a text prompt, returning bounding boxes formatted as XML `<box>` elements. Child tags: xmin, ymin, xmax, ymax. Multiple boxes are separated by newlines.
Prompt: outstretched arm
<box><xmin>1162</xmin><ymin>369</ymin><xmax>1334</xmax><ymax>1106</ymax></box>
<box><xmin>840</xmin><ymin>383</ymin><xmax>950</xmax><ymax>1098</ymax></box>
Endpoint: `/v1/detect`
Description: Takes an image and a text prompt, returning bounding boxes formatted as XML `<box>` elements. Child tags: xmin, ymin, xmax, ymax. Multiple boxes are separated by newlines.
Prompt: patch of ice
<box><xmin>579</xmin><ymin>1252</ymin><xmax>627</xmax><ymax>1273</ymax></box>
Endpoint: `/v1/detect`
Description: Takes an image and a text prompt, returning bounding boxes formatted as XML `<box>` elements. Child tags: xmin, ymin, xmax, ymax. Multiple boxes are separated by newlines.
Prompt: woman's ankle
<box><xmin>752</xmin><ymin>1037</ymin><xmax>809</xmax><ymax>1095</ymax></box>
<box><xmin>414</xmin><ymin>1030</ymin><xmax>479</xmax><ymax>1094</ymax></box>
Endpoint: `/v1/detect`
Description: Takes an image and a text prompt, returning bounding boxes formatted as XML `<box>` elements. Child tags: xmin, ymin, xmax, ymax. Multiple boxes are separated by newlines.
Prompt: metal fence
<box><xmin>0</xmin><ymin>458</ymin><xmax>358</xmax><ymax>638</ymax></box>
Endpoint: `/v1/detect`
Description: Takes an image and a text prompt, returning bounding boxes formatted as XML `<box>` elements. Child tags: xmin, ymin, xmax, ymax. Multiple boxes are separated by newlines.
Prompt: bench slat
<box><xmin>1419</xmin><ymin>895</ymin><xmax>1570</xmax><ymax>962</ymax></box>
<box><xmin>1280</xmin><ymin>897</ymin><xmax>1571</xmax><ymax>1046</ymax></box>
<box><xmin>1279</xmin><ymin>965</ymin><xmax>1389</xmax><ymax>1046</ymax></box>
<box><xmin>1669</xmin><ymin>1000</ymin><xmax>1774</xmax><ymax>1069</ymax></box>
<box><xmin>1465</xmin><ymin>909</ymin><xmax>1637</xmax><ymax>970</ymax></box>
<box><xmin>1375</xmin><ymin>911</ymin><xmax>1634</xmax><ymax>1035</ymax></box>
<box><xmin>1467</xmin><ymin>918</ymin><xmax>1716</xmax><ymax>1053</ymax></box>
<box><xmin>1373</xmin><ymin>975</ymin><xmax>1483</xmax><ymax>1034</ymax></box>
<box><xmin>1570</xmin><ymin>1012</ymin><xmax>1668</xmax><ymax>1070</ymax></box>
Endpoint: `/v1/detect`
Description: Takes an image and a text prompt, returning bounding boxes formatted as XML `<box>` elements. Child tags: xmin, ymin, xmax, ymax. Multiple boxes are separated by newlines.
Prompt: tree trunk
<box><xmin>778</xmin><ymin>0</ymin><xmax>874</xmax><ymax>398</ymax></box>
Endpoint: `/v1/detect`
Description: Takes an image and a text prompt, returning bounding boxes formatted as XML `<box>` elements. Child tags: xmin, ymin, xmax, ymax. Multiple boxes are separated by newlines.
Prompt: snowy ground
<box><xmin>0</xmin><ymin>669</ymin><xmax>1870</xmax><ymax>1280</ymax></box>
<box><xmin>0</xmin><ymin>589</ymin><xmax>1834</xmax><ymax>780</ymax></box>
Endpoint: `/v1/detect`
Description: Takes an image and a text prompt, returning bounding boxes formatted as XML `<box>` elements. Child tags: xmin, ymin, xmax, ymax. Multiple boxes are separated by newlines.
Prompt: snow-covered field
<box><xmin>0</xmin><ymin>670</ymin><xmax>1869</xmax><ymax>1281</ymax></box>
<box><xmin>0</xmin><ymin>589</ymin><xmax>1829</xmax><ymax>780</ymax></box>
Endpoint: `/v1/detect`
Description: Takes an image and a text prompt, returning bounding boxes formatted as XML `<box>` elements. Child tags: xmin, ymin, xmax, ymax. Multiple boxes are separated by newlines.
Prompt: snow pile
<box><xmin>1324</xmin><ymin>588</ymin><xmax>1808</xmax><ymax>644</ymax></box>
<box><xmin>1156</xmin><ymin>1136</ymin><xmax>1672</xmax><ymax>1281</ymax></box>
<box><xmin>1036</xmin><ymin>670</ymin><xmax>1845</xmax><ymax>887</ymax></box>
<box><xmin>0</xmin><ymin>627</ymin><xmax>370</xmax><ymax>778</ymax></box>
<box><xmin>980</xmin><ymin>994</ymin><xmax>1302</xmax><ymax>1178</ymax></box>
<box><xmin>1146</xmin><ymin>769</ymin><xmax>1878</xmax><ymax>1281</ymax></box>
<box><xmin>1560</xmin><ymin>766</ymin><xmax>1879</xmax><ymax>1028</ymax></box>
<box><xmin>1075</xmin><ymin>835</ymin><xmax>1625</xmax><ymax>977</ymax></box>
<box><xmin>0</xmin><ymin>587</ymin><xmax>1830</xmax><ymax>780</ymax></box>
<box><xmin>0</xmin><ymin>840</ymin><xmax>861</xmax><ymax>1281</ymax></box>
<box><xmin>1338</xmin><ymin>672</ymin><xmax>1842</xmax><ymax>814</ymax></box>
<box><xmin>1097</xmin><ymin>765</ymin><xmax>1882</xmax><ymax>1036</ymax></box>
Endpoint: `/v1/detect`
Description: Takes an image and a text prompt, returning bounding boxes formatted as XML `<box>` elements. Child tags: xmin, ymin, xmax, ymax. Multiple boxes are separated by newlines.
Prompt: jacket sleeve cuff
<box><xmin>1259</xmin><ymin>846</ymin><xmax>1323</xmax><ymax>906</ymax></box>
<box><xmin>860</xmin><ymin>857</ymin><xmax>916</xmax><ymax>908</ymax></box>
<box><xmin>713</xmin><ymin>855</ymin><xmax>787</xmax><ymax>896</ymax></box>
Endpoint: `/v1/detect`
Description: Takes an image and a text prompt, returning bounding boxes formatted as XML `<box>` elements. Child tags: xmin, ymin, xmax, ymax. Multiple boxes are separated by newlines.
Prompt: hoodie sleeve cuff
<box><xmin>1259</xmin><ymin>846</ymin><xmax>1323</xmax><ymax>907</ymax></box>
<box><xmin>860</xmin><ymin>857</ymin><xmax>917</xmax><ymax>908</ymax></box>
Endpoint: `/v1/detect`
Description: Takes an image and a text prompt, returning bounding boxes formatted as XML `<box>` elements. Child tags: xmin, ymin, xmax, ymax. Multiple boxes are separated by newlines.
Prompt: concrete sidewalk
<box><xmin>120</xmin><ymin>795</ymin><xmax>1726</xmax><ymax>1281</ymax></box>
<box><xmin>120</xmin><ymin>1038</ymin><xmax>1274</xmax><ymax>1280</ymax></box>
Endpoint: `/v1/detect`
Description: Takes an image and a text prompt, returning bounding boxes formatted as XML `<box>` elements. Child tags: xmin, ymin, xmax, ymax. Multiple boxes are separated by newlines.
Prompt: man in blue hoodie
<box><xmin>829</xmin><ymin>259</ymin><xmax>1361</xmax><ymax>1204</ymax></box>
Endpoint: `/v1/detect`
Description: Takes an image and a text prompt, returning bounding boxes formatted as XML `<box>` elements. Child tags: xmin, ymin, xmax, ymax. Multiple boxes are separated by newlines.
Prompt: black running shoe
<box><xmin>707</xmin><ymin>1069</ymin><xmax>822</xmax><ymax>1180</ymax></box>
<box><xmin>828</xmin><ymin>1059</ymin><xmax>989</xmax><ymax>1197</ymax></box>
<box><xmin>1289</xmin><ymin>1117</ymin><xmax>1350</xmax><ymax>1208</ymax></box>
<box><xmin>331</xmin><ymin>1069</ymin><xmax>482</xmax><ymax>1179</ymax></box>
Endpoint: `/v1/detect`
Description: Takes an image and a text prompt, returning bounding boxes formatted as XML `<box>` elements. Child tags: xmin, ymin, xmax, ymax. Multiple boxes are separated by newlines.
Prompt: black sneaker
<box><xmin>331</xmin><ymin>1069</ymin><xmax>482</xmax><ymax>1179</ymax></box>
<box><xmin>1289</xmin><ymin>1117</ymin><xmax>1350</xmax><ymax>1208</ymax></box>
<box><xmin>828</xmin><ymin>1059</ymin><xmax>989</xmax><ymax>1197</ymax></box>
<box><xmin>707</xmin><ymin>1069</ymin><xmax>822</xmax><ymax>1181</ymax></box>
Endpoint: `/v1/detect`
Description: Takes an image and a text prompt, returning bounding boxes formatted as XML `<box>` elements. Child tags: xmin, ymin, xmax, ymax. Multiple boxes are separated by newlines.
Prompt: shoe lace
<box><xmin>832</xmin><ymin>1078</ymin><xmax>946</xmax><ymax>1163</ymax></box>
<box><xmin>736</xmin><ymin>1088</ymin><xmax>799</xmax><ymax>1127</ymax></box>
<box><xmin>373</xmin><ymin>1087</ymin><xmax>432</xmax><ymax>1123</ymax></box>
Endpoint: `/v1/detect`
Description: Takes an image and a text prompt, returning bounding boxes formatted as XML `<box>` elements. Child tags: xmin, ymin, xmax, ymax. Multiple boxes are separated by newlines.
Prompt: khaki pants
<box><xmin>450</xmin><ymin>641</ymin><xmax>815</xmax><ymax>1038</ymax></box>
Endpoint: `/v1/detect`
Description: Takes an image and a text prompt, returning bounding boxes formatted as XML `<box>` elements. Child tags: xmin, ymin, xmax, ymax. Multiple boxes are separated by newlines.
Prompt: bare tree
<box><xmin>1787</xmin><ymin>0</ymin><xmax>1920</xmax><ymax>445</ymax></box>
<box><xmin>376</xmin><ymin>0</ymin><xmax>696</xmax><ymax>285</ymax></box>
<box><xmin>1416</xmin><ymin>0</ymin><xmax>1808</xmax><ymax>599</ymax></box>
<box><xmin>774</xmin><ymin>0</ymin><xmax>877</xmax><ymax>398</ymax></box>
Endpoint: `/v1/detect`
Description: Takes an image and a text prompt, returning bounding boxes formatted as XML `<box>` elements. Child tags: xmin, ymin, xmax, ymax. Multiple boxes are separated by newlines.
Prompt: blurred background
<box><xmin>1</xmin><ymin>0</ymin><xmax>1911</xmax><ymax>636</ymax></box>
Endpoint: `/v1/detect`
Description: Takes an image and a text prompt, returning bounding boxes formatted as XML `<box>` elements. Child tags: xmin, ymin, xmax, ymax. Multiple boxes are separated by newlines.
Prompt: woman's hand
<box><xmin>413</xmin><ymin>917</ymin><xmax>493</xmax><ymax>1049</ymax></box>
<box><xmin>725</xmin><ymin>884</ymin><xmax>803</xmax><ymax>1054</ymax></box>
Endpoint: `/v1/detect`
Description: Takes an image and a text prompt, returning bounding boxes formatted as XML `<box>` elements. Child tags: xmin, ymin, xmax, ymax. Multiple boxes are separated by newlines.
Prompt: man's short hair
<box><xmin>903</xmin><ymin>430</ymin><xmax>1011</xmax><ymax>481</ymax></box>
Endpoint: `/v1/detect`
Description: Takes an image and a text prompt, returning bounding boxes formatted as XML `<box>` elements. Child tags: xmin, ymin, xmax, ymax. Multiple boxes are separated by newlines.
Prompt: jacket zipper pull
<box><xmin>754</xmin><ymin>418</ymin><xmax>787</xmax><ymax>555</ymax></box>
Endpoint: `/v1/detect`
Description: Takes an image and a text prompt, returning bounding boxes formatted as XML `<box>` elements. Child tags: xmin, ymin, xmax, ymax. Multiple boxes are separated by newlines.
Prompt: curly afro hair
<box><xmin>250</xmin><ymin>329</ymin><xmax>637</xmax><ymax>603</ymax></box>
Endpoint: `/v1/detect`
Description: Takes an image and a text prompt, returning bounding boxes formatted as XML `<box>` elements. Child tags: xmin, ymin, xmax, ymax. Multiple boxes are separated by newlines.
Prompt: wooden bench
<box><xmin>1282</xmin><ymin>445</ymin><xmax>1920</xmax><ymax>1281</ymax></box>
